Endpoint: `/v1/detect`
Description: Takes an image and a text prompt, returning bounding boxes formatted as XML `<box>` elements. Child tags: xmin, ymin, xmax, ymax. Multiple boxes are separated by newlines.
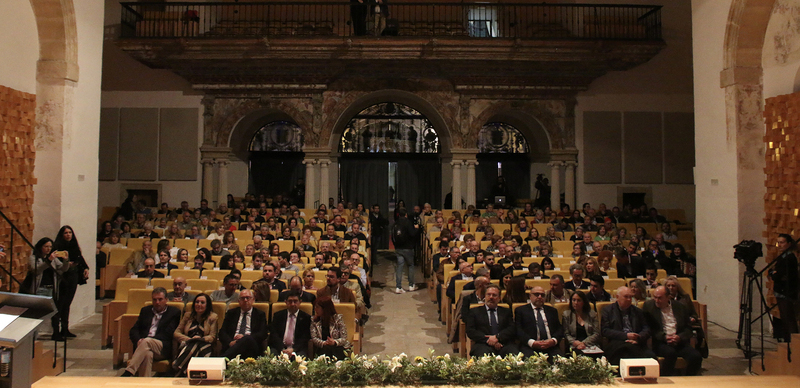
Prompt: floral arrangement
<box><xmin>226</xmin><ymin>349</ymin><xmax>617</xmax><ymax>386</ymax></box>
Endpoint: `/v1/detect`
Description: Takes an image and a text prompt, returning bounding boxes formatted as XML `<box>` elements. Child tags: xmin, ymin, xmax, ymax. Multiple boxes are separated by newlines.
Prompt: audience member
<box><xmin>166</xmin><ymin>277</ymin><xmax>193</xmax><ymax>304</ymax></box>
<box><xmin>516</xmin><ymin>286</ymin><xmax>563</xmax><ymax>359</ymax></box>
<box><xmin>465</xmin><ymin>284</ymin><xmax>518</xmax><ymax>357</ymax></box>
<box><xmin>172</xmin><ymin>293</ymin><xmax>217</xmax><ymax>377</ymax></box>
<box><xmin>269</xmin><ymin>290</ymin><xmax>312</xmax><ymax>357</ymax></box>
<box><xmin>563</xmin><ymin>291</ymin><xmax>601</xmax><ymax>356</ymax></box>
<box><xmin>122</xmin><ymin>287</ymin><xmax>181</xmax><ymax>377</ymax></box>
<box><xmin>600</xmin><ymin>286</ymin><xmax>656</xmax><ymax>365</ymax></box>
<box><xmin>311</xmin><ymin>296</ymin><xmax>352</xmax><ymax>359</ymax></box>
<box><xmin>210</xmin><ymin>274</ymin><xmax>240</xmax><ymax>305</ymax></box>
<box><xmin>643</xmin><ymin>286</ymin><xmax>703</xmax><ymax>375</ymax></box>
<box><xmin>564</xmin><ymin>264</ymin><xmax>589</xmax><ymax>290</ymax></box>
<box><xmin>587</xmin><ymin>275</ymin><xmax>611</xmax><ymax>306</ymax></box>
<box><xmin>546</xmin><ymin>274</ymin><xmax>573</xmax><ymax>304</ymax></box>
<box><xmin>220</xmin><ymin>290</ymin><xmax>268</xmax><ymax>359</ymax></box>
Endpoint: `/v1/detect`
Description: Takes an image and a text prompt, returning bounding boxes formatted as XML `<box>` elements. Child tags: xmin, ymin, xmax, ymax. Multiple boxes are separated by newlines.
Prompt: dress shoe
<box><xmin>62</xmin><ymin>330</ymin><xmax>77</xmax><ymax>338</ymax></box>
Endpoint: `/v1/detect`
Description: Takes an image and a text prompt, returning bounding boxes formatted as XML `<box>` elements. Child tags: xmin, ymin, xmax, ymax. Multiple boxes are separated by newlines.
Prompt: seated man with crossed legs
<box><xmin>219</xmin><ymin>289</ymin><xmax>269</xmax><ymax>359</ymax></box>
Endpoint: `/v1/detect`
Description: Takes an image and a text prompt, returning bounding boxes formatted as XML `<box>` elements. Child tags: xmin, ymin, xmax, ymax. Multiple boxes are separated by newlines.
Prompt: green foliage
<box><xmin>225</xmin><ymin>349</ymin><xmax>618</xmax><ymax>386</ymax></box>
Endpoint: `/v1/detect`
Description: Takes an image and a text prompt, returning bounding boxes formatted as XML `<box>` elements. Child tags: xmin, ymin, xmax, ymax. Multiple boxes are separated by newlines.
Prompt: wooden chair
<box><xmin>524</xmin><ymin>279</ymin><xmax>551</xmax><ymax>290</ymax></box>
<box><xmin>173</xmin><ymin>239</ymin><xmax>198</xmax><ymax>250</ymax></box>
<box><xmin>150</xmin><ymin>278</ymin><xmax>174</xmax><ymax>290</ymax></box>
<box><xmin>334</xmin><ymin>303</ymin><xmax>360</xmax><ymax>353</ymax></box>
<box><xmin>101</xmin><ymin>278</ymin><xmax>149</xmax><ymax>348</ymax></box>
<box><xmin>187</xmin><ymin>278</ymin><xmax>219</xmax><ymax>292</ymax></box>
<box><xmin>170</xmin><ymin>269</ymin><xmax>201</xmax><ymax>280</ymax></box>
<box><xmin>275</xmin><ymin>240</ymin><xmax>294</xmax><ymax>252</ymax></box>
<box><xmin>102</xmin><ymin>248</ymin><xmax>135</xmax><ymax>296</ymax></box>
<box><xmin>232</xmin><ymin>230</ymin><xmax>254</xmax><ymax>241</ymax></box>
<box><xmin>271</xmin><ymin>302</ymin><xmax>314</xmax><ymax>319</ymax></box>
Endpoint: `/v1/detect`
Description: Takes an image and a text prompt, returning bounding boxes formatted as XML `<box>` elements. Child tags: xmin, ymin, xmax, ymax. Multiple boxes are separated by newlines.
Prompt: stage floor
<box><xmin>31</xmin><ymin>375</ymin><xmax>800</xmax><ymax>387</ymax></box>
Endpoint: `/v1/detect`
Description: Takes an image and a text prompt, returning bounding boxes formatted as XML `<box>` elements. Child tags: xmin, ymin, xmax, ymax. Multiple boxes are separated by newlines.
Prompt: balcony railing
<box><xmin>120</xmin><ymin>2</ymin><xmax>662</xmax><ymax>41</ymax></box>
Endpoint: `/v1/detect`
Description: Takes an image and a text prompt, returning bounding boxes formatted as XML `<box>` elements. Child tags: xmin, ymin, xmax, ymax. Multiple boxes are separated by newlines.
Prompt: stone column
<box><xmin>564</xmin><ymin>161</ymin><xmax>577</xmax><ymax>212</ymax></box>
<box><xmin>319</xmin><ymin>159</ymin><xmax>330</xmax><ymax>208</ymax></box>
<box><xmin>549</xmin><ymin>161</ymin><xmax>563</xmax><ymax>211</ymax></box>
<box><xmin>217</xmin><ymin>160</ymin><xmax>229</xmax><ymax>207</ymax></box>
<box><xmin>451</xmin><ymin>160</ymin><xmax>463</xmax><ymax>209</ymax></box>
<box><xmin>530</xmin><ymin>165</ymin><xmax>538</xmax><ymax>202</ymax></box>
<box><xmin>303</xmin><ymin>159</ymin><xmax>317</xmax><ymax>208</ymax></box>
<box><xmin>202</xmin><ymin>160</ymin><xmax>215</xmax><ymax>202</ymax></box>
<box><xmin>466</xmin><ymin>160</ymin><xmax>478</xmax><ymax>208</ymax></box>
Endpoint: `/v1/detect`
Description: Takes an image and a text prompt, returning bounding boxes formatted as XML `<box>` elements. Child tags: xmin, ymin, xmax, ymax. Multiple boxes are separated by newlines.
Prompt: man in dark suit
<box><xmin>643</xmin><ymin>287</ymin><xmax>703</xmax><ymax>376</ymax></box>
<box><xmin>587</xmin><ymin>275</ymin><xmax>611</xmax><ymax>307</ymax></box>
<box><xmin>642</xmin><ymin>240</ymin><xmax>669</xmax><ymax>270</ymax></box>
<box><xmin>515</xmin><ymin>286</ymin><xmax>563</xmax><ymax>359</ymax></box>
<box><xmin>135</xmin><ymin>258</ymin><xmax>165</xmax><ymax>283</ymax></box>
<box><xmin>601</xmin><ymin>286</ymin><xmax>656</xmax><ymax>365</ymax></box>
<box><xmin>122</xmin><ymin>287</ymin><xmax>181</xmax><ymax>377</ymax></box>
<box><xmin>460</xmin><ymin>276</ymin><xmax>489</xmax><ymax>318</ymax></box>
<box><xmin>252</xmin><ymin>262</ymin><xmax>286</xmax><ymax>302</ymax></box>
<box><xmin>446</xmin><ymin>261</ymin><xmax>474</xmax><ymax>301</ymax></box>
<box><xmin>464</xmin><ymin>284</ymin><xmax>518</xmax><ymax>357</ymax></box>
<box><xmin>269</xmin><ymin>290</ymin><xmax>312</xmax><ymax>357</ymax></box>
<box><xmin>564</xmin><ymin>264</ymin><xmax>589</xmax><ymax>290</ymax></box>
<box><xmin>220</xmin><ymin>289</ymin><xmax>269</xmax><ymax>359</ymax></box>
<box><xmin>278</xmin><ymin>276</ymin><xmax>316</xmax><ymax>303</ymax></box>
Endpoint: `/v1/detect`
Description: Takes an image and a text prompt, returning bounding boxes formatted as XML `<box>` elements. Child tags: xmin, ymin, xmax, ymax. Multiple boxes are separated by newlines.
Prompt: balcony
<box><xmin>116</xmin><ymin>2</ymin><xmax>666</xmax><ymax>94</ymax></box>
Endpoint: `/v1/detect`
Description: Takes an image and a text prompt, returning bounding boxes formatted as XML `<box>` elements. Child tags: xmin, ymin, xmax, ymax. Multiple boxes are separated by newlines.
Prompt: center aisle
<box><xmin>360</xmin><ymin>251</ymin><xmax>452</xmax><ymax>357</ymax></box>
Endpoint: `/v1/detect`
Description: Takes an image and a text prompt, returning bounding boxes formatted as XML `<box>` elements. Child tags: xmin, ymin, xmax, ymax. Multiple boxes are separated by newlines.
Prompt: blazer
<box><xmin>310</xmin><ymin>314</ymin><xmax>351</xmax><ymax>348</ymax></box>
<box><xmin>219</xmin><ymin>307</ymin><xmax>269</xmax><ymax>350</ymax></box>
<box><xmin>269</xmin><ymin>309</ymin><xmax>312</xmax><ymax>353</ymax></box>
<box><xmin>642</xmin><ymin>300</ymin><xmax>693</xmax><ymax>346</ymax></box>
<box><xmin>515</xmin><ymin>303</ymin><xmax>563</xmax><ymax>345</ymax></box>
<box><xmin>600</xmin><ymin>302</ymin><xmax>650</xmax><ymax>344</ymax></box>
<box><xmin>446</xmin><ymin>274</ymin><xmax>473</xmax><ymax>301</ymax></box>
<box><xmin>465</xmin><ymin>305</ymin><xmax>516</xmax><ymax>345</ymax></box>
<box><xmin>316</xmin><ymin>284</ymin><xmax>356</xmax><ymax>305</ymax></box>
<box><xmin>130</xmin><ymin>305</ymin><xmax>182</xmax><ymax>359</ymax></box>
<box><xmin>616</xmin><ymin>256</ymin><xmax>646</xmax><ymax>279</ymax></box>
<box><xmin>174</xmin><ymin>312</ymin><xmax>219</xmax><ymax>345</ymax></box>
<box><xmin>562</xmin><ymin>309</ymin><xmax>600</xmax><ymax>346</ymax></box>
<box><xmin>564</xmin><ymin>280</ymin><xmax>590</xmax><ymax>291</ymax></box>
<box><xmin>278</xmin><ymin>290</ymin><xmax>317</xmax><ymax>304</ymax></box>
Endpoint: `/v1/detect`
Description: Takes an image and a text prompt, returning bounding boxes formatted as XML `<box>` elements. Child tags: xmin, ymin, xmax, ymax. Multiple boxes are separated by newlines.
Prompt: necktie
<box><xmin>536</xmin><ymin>308</ymin><xmax>548</xmax><ymax>340</ymax></box>
<box><xmin>238</xmin><ymin>311</ymin><xmax>248</xmax><ymax>335</ymax></box>
<box><xmin>489</xmin><ymin>309</ymin><xmax>499</xmax><ymax>335</ymax></box>
<box><xmin>283</xmin><ymin>313</ymin><xmax>296</xmax><ymax>347</ymax></box>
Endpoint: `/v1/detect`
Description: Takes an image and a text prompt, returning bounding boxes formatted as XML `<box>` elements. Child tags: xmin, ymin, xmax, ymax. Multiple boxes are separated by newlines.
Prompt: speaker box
<box><xmin>187</xmin><ymin>357</ymin><xmax>227</xmax><ymax>381</ymax></box>
<box><xmin>620</xmin><ymin>358</ymin><xmax>660</xmax><ymax>380</ymax></box>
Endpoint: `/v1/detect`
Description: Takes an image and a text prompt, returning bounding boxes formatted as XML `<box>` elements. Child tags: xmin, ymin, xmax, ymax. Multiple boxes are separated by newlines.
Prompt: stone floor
<box><xmin>41</xmin><ymin>250</ymin><xmax>769</xmax><ymax>376</ymax></box>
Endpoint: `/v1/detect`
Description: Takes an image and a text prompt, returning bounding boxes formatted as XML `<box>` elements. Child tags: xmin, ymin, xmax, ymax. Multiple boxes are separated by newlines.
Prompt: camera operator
<box><xmin>769</xmin><ymin>234</ymin><xmax>798</xmax><ymax>342</ymax></box>
<box><xmin>534</xmin><ymin>174</ymin><xmax>550</xmax><ymax>209</ymax></box>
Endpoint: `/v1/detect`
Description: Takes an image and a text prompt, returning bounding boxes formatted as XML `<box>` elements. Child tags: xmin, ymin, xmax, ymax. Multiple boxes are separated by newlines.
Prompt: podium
<box><xmin>0</xmin><ymin>292</ymin><xmax>57</xmax><ymax>388</ymax></box>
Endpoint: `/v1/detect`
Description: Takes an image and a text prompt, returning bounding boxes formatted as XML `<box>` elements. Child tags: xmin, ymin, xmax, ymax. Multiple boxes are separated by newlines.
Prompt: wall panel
<box><xmin>624</xmin><ymin>112</ymin><xmax>662</xmax><ymax>184</ymax></box>
<box><xmin>159</xmin><ymin>108</ymin><xmax>198</xmax><ymax>181</ymax></box>
<box><xmin>583</xmin><ymin>111</ymin><xmax>622</xmax><ymax>184</ymax></box>
<box><xmin>99</xmin><ymin>108</ymin><xmax>119</xmax><ymax>181</ymax></box>
<box><xmin>118</xmin><ymin>108</ymin><xmax>158</xmax><ymax>181</ymax></box>
<box><xmin>663</xmin><ymin>112</ymin><xmax>695</xmax><ymax>184</ymax></box>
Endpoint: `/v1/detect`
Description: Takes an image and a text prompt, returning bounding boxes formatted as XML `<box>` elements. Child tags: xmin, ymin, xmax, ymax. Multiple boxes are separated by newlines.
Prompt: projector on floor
<box><xmin>620</xmin><ymin>358</ymin><xmax>660</xmax><ymax>380</ymax></box>
<box><xmin>187</xmin><ymin>357</ymin><xmax>226</xmax><ymax>381</ymax></box>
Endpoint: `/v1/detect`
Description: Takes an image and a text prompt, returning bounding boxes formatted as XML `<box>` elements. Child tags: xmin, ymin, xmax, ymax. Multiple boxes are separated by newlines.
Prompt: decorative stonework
<box><xmin>203</xmin><ymin>97</ymin><xmax>314</xmax><ymax>147</ymax></box>
<box><xmin>765</xmin><ymin>0</ymin><xmax>800</xmax><ymax>66</ymax></box>
<box><xmin>469</xmin><ymin>99</ymin><xmax>572</xmax><ymax>149</ymax></box>
<box><xmin>0</xmin><ymin>85</ymin><xmax>37</xmax><ymax>289</ymax></box>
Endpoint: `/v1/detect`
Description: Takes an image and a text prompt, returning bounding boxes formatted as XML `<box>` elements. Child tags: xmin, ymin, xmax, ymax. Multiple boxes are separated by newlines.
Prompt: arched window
<box><xmin>477</xmin><ymin>122</ymin><xmax>529</xmax><ymax>153</ymax></box>
<box><xmin>248</xmin><ymin>121</ymin><xmax>303</xmax><ymax>152</ymax></box>
<box><xmin>340</xmin><ymin>102</ymin><xmax>439</xmax><ymax>153</ymax></box>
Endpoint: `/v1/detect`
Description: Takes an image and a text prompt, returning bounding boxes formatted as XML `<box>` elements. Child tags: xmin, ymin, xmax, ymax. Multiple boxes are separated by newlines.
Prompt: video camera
<box><xmin>733</xmin><ymin>240</ymin><xmax>762</xmax><ymax>271</ymax></box>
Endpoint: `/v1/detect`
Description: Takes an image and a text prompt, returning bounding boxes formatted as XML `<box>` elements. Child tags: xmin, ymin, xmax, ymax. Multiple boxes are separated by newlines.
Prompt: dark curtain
<box><xmin>476</xmin><ymin>155</ymin><xmax>530</xmax><ymax>207</ymax></box>
<box><xmin>249</xmin><ymin>152</ymin><xmax>305</xmax><ymax>198</ymax></box>
<box><xmin>340</xmin><ymin>158</ymin><xmax>390</xmax><ymax>212</ymax></box>
<box><xmin>396</xmin><ymin>158</ymin><xmax>441</xmax><ymax>210</ymax></box>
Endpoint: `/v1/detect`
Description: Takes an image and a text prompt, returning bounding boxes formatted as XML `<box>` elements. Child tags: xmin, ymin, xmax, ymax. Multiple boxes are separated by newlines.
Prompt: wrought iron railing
<box><xmin>120</xmin><ymin>2</ymin><xmax>662</xmax><ymax>40</ymax></box>
<box><xmin>0</xmin><ymin>209</ymin><xmax>29</xmax><ymax>290</ymax></box>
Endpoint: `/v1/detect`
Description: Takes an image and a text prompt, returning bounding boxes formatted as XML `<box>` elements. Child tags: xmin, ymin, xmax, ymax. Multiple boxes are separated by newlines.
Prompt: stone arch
<box><xmin>227</xmin><ymin>107</ymin><xmax>303</xmax><ymax>162</ymax></box>
<box><xmin>327</xmin><ymin>89</ymin><xmax>454</xmax><ymax>157</ymax></box>
<box><xmin>478</xmin><ymin>111</ymin><xmax>552</xmax><ymax>163</ymax></box>
<box><xmin>470</xmin><ymin>100</ymin><xmax>567</xmax><ymax>153</ymax></box>
<box><xmin>207</xmin><ymin>98</ymin><xmax>313</xmax><ymax>150</ymax></box>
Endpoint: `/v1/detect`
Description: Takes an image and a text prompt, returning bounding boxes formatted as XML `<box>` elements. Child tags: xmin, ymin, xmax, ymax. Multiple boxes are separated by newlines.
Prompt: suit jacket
<box><xmin>515</xmin><ymin>303</ymin><xmax>563</xmax><ymax>346</ymax></box>
<box><xmin>174</xmin><ymin>312</ymin><xmax>219</xmax><ymax>344</ymax></box>
<box><xmin>642</xmin><ymin>250</ymin><xmax>668</xmax><ymax>270</ymax></box>
<box><xmin>130</xmin><ymin>305</ymin><xmax>182</xmax><ymax>359</ymax></box>
<box><xmin>269</xmin><ymin>309</ymin><xmax>312</xmax><ymax>354</ymax></box>
<box><xmin>465</xmin><ymin>305</ymin><xmax>516</xmax><ymax>345</ymax></box>
<box><xmin>219</xmin><ymin>307</ymin><xmax>269</xmax><ymax>351</ymax></box>
<box><xmin>278</xmin><ymin>290</ymin><xmax>316</xmax><ymax>304</ymax></box>
<box><xmin>564</xmin><ymin>280</ymin><xmax>590</xmax><ymax>291</ymax></box>
<box><xmin>616</xmin><ymin>256</ymin><xmax>646</xmax><ymax>279</ymax></box>
<box><xmin>446</xmin><ymin>274</ymin><xmax>473</xmax><ymax>301</ymax></box>
<box><xmin>562</xmin><ymin>309</ymin><xmax>600</xmax><ymax>346</ymax></box>
<box><xmin>642</xmin><ymin>300</ymin><xmax>693</xmax><ymax>346</ymax></box>
<box><xmin>600</xmin><ymin>302</ymin><xmax>650</xmax><ymax>344</ymax></box>
<box><xmin>135</xmin><ymin>270</ymin><xmax>165</xmax><ymax>279</ymax></box>
<box><xmin>316</xmin><ymin>284</ymin><xmax>356</xmax><ymax>305</ymax></box>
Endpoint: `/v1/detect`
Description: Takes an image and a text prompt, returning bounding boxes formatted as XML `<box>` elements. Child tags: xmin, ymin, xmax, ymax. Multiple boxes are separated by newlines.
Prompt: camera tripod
<box><xmin>736</xmin><ymin>260</ymin><xmax>777</xmax><ymax>373</ymax></box>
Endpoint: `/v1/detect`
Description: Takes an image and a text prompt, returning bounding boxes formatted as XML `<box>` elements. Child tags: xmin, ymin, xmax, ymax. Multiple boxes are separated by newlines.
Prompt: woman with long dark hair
<box><xmin>27</xmin><ymin>237</ymin><xmax>68</xmax><ymax>305</ymax></box>
<box><xmin>311</xmin><ymin>296</ymin><xmax>351</xmax><ymax>359</ymax></box>
<box><xmin>52</xmin><ymin>225</ymin><xmax>89</xmax><ymax>339</ymax></box>
<box><xmin>562</xmin><ymin>290</ymin><xmax>601</xmax><ymax>356</ymax></box>
<box><xmin>172</xmin><ymin>293</ymin><xmax>218</xmax><ymax>376</ymax></box>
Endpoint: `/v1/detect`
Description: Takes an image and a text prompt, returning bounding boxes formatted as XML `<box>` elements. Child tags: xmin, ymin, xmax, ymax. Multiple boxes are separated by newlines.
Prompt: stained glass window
<box><xmin>478</xmin><ymin>122</ymin><xmax>529</xmax><ymax>153</ymax></box>
<box><xmin>249</xmin><ymin>121</ymin><xmax>304</xmax><ymax>152</ymax></box>
<box><xmin>340</xmin><ymin>102</ymin><xmax>439</xmax><ymax>153</ymax></box>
